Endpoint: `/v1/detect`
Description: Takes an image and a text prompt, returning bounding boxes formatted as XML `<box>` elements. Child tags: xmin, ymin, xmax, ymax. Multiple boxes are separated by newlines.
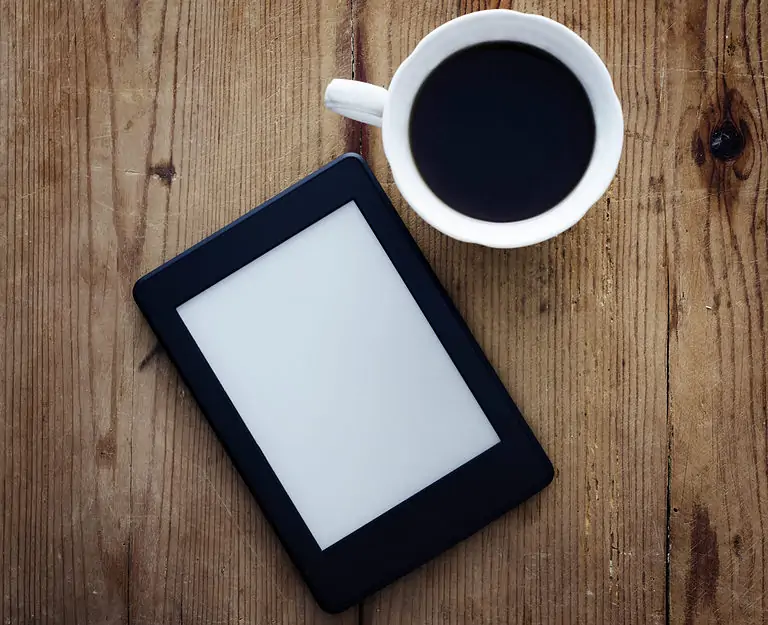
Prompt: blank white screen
<box><xmin>177</xmin><ymin>201</ymin><xmax>500</xmax><ymax>549</ymax></box>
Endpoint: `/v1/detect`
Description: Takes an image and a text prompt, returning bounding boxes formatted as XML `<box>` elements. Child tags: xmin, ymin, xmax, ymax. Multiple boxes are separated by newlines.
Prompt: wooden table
<box><xmin>1</xmin><ymin>0</ymin><xmax>766</xmax><ymax>623</ymax></box>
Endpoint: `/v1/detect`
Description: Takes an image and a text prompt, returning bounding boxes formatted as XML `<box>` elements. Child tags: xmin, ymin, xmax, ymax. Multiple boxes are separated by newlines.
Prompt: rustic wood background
<box><xmin>1</xmin><ymin>0</ymin><xmax>766</xmax><ymax>623</ymax></box>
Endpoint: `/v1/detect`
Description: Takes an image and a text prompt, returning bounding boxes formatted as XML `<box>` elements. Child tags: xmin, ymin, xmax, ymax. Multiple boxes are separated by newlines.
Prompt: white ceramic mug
<box><xmin>325</xmin><ymin>9</ymin><xmax>623</xmax><ymax>248</ymax></box>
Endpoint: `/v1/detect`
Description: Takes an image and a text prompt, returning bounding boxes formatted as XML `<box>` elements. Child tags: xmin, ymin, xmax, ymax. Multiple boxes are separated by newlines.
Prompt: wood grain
<box><xmin>1</xmin><ymin>0</ymin><xmax>356</xmax><ymax>623</ymax></box>
<box><xmin>665</xmin><ymin>0</ymin><xmax>768</xmax><ymax>623</ymax></box>
<box><xmin>1</xmin><ymin>0</ymin><xmax>767</xmax><ymax>623</ymax></box>
<box><xmin>356</xmin><ymin>1</ymin><xmax>671</xmax><ymax>623</ymax></box>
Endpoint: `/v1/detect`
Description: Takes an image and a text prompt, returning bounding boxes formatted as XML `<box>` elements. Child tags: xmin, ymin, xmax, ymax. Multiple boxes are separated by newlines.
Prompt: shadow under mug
<box><xmin>325</xmin><ymin>9</ymin><xmax>624</xmax><ymax>249</ymax></box>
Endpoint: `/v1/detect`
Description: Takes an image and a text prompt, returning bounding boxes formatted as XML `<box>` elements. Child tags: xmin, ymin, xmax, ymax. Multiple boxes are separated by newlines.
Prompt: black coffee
<box><xmin>409</xmin><ymin>42</ymin><xmax>595</xmax><ymax>222</ymax></box>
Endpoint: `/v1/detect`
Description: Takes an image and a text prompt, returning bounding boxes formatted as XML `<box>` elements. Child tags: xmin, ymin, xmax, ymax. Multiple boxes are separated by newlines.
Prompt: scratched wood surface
<box><xmin>0</xmin><ymin>1</ymin><xmax>357</xmax><ymax>623</ymax></box>
<box><xmin>665</xmin><ymin>0</ymin><xmax>768</xmax><ymax>623</ymax></box>
<box><xmin>0</xmin><ymin>1</ymin><xmax>766</xmax><ymax>625</ymax></box>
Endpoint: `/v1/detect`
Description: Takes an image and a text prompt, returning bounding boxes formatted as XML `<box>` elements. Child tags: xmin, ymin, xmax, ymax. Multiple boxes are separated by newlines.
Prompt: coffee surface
<box><xmin>409</xmin><ymin>42</ymin><xmax>596</xmax><ymax>222</ymax></box>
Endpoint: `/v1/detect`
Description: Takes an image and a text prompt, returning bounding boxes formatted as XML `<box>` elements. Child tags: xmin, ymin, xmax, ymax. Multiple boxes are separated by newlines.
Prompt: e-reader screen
<box><xmin>177</xmin><ymin>201</ymin><xmax>500</xmax><ymax>550</ymax></box>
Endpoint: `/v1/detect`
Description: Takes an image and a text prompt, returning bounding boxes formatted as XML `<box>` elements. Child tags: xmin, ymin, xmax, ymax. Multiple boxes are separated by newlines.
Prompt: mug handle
<box><xmin>324</xmin><ymin>79</ymin><xmax>389</xmax><ymax>128</ymax></box>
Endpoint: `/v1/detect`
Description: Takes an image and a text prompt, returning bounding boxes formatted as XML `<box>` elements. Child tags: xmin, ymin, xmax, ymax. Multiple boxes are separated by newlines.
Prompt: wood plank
<box><xmin>0</xmin><ymin>0</ymin><xmax>357</xmax><ymax>622</ymax></box>
<box><xmin>665</xmin><ymin>0</ymin><xmax>768</xmax><ymax>622</ymax></box>
<box><xmin>356</xmin><ymin>1</ymin><xmax>670</xmax><ymax>624</ymax></box>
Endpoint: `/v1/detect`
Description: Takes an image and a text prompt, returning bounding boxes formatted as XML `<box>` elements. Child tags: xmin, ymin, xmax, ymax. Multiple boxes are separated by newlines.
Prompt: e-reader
<box><xmin>133</xmin><ymin>153</ymin><xmax>554</xmax><ymax>613</ymax></box>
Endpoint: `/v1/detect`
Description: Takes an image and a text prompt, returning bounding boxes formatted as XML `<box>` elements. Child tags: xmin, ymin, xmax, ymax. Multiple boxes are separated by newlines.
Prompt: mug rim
<box><xmin>381</xmin><ymin>9</ymin><xmax>624</xmax><ymax>248</ymax></box>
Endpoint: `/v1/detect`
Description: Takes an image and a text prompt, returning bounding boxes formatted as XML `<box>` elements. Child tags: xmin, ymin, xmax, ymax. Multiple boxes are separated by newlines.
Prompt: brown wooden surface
<box><xmin>0</xmin><ymin>0</ymin><xmax>765</xmax><ymax>624</ymax></box>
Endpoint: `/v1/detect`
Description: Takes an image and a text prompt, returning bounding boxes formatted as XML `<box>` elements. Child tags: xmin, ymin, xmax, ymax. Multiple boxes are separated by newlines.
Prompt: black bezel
<box><xmin>133</xmin><ymin>153</ymin><xmax>554</xmax><ymax>613</ymax></box>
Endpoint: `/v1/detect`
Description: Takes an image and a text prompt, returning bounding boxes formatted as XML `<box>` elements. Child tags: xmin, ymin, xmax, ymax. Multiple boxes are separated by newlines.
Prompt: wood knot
<box><xmin>96</xmin><ymin>435</ymin><xmax>117</xmax><ymax>466</ymax></box>
<box><xmin>709</xmin><ymin>118</ymin><xmax>744</xmax><ymax>161</ymax></box>
<box><xmin>148</xmin><ymin>161</ymin><xmax>176</xmax><ymax>187</ymax></box>
<box><xmin>692</xmin><ymin>87</ymin><xmax>754</xmax><ymax>184</ymax></box>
